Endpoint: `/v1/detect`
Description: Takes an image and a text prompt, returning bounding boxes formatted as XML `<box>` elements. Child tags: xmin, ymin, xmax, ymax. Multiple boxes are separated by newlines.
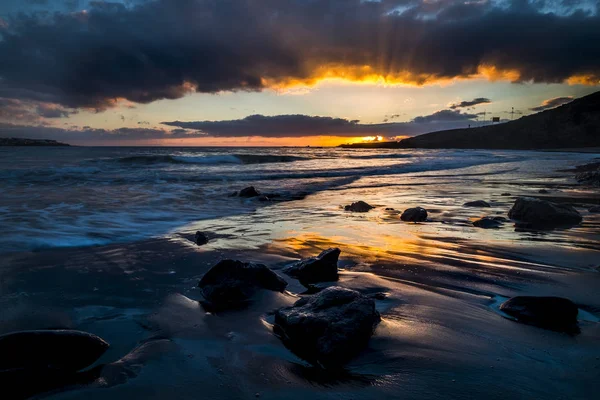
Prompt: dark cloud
<box><xmin>530</xmin><ymin>96</ymin><xmax>574</xmax><ymax>111</ymax></box>
<box><xmin>0</xmin><ymin>0</ymin><xmax>597</xmax><ymax>111</ymax></box>
<box><xmin>161</xmin><ymin>111</ymin><xmax>478</xmax><ymax>138</ymax></box>
<box><xmin>412</xmin><ymin>110</ymin><xmax>478</xmax><ymax>123</ymax></box>
<box><xmin>449</xmin><ymin>98</ymin><xmax>492</xmax><ymax>109</ymax></box>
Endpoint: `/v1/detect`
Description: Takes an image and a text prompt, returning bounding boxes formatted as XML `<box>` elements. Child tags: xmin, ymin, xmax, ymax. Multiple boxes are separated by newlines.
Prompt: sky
<box><xmin>0</xmin><ymin>0</ymin><xmax>598</xmax><ymax>146</ymax></box>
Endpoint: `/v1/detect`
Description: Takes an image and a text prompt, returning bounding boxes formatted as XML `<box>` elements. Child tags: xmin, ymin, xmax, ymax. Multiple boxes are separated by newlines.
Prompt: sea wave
<box><xmin>116</xmin><ymin>154</ymin><xmax>308</xmax><ymax>165</ymax></box>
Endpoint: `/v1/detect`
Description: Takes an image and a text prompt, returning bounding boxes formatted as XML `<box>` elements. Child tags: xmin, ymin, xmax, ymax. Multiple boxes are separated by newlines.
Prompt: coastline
<box><xmin>1</xmin><ymin>148</ymin><xmax>599</xmax><ymax>399</ymax></box>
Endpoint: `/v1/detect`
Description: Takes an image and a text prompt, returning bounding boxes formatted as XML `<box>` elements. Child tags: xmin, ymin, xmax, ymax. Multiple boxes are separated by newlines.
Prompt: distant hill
<box><xmin>342</xmin><ymin>91</ymin><xmax>600</xmax><ymax>150</ymax></box>
<box><xmin>0</xmin><ymin>138</ymin><xmax>70</xmax><ymax>146</ymax></box>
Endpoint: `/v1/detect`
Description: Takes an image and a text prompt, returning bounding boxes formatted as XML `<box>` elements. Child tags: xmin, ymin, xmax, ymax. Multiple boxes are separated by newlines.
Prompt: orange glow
<box><xmin>261</xmin><ymin>63</ymin><xmax>598</xmax><ymax>91</ymax></box>
<box><xmin>87</xmin><ymin>135</ymin><xmax>375</xmax><ymax>147</ymax></box>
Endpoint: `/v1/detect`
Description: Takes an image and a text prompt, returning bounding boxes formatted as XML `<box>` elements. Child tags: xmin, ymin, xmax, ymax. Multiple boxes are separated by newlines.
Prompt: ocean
<box><xmin>0</xmin><ymin>146</ymin><xmax>595</xmax><ymax>253</ymax></box>
<box><xmin>1</xmin><ymin>147</ymin><xmax>600</xmax><ymax>399</ymax></box>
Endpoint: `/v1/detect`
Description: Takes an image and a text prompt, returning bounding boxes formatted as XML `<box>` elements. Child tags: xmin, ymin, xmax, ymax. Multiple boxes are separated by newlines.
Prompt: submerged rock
<box><xmin>198</xmin><ymin>260</ymin><xmax>287</xmax><ymax>309</ymax></box>
<box><xmin>538</xmin><ymin>189</ymin><xmax>549</xmax><ymax>194</ymax></box>
<box><xmin>239</xmin><ymin>186</ymin><xmax>261</xmax><ymax>198</ymax></box>
<box><xmin>400</xmin><ymin>207</ymin><xmax>428</xmax><ymax>222</ymax></box>
<box><xmin>501</xmin><ymin>193</ymin><xmax>512</xmax><ymax>196</ymax></box>
<box><xmin>344</xmin><ymin>201</ymin><xmax>374</xmax><ymax>212</ymax></box>
<box><xmin>508</xmin><ymin>197</ymin><xmax>582</xmax><ymax>228</ymax></box>
<box><xmin>473</xmin><ymin>217</ymin><xmax>503</xmax><ymax>229</ymax></box>
<box><xmin>500</xmin><ymin>296</ymin><xmax>578</xmax><ymax>332</ymax></box>
<box><xmin>574</xmin><ymin>162</ymin><xmax>600</xmax><ymax>186</ymax></box>
<box><xmin>194</xmin><ymin>231</ymin><xmax>209</xmax><ymax>246</ymax></box>
<box><xmin>284</xmin><ymin>248</ymin><xmax>340</xmax><ymax>284</ymax></box>
<box><xmin>0</xmin><ymin>330</ymin><xmax>109</xmax><ymax>372</ymax></box>
<box><xmin>463</xmin><ymin>200</ymin><xmax>491</xmax><ymax>207</ymax></box>
<box><xmin>589</xmin><ymin>206</ymin><xmax>600</xmax><ymax>213</ymax></box>
<box><xmin>274</xmin><ymin>287</ymin><xmax>380</xmax><ymax>367</ymax></box>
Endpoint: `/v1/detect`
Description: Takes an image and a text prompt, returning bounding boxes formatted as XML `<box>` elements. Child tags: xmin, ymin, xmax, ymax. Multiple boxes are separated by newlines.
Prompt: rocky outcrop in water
<box><xmin>274</xmin><ymin>287</ymin><xmax>380</xmax><ymax>368</ymax></box>
<box><xmin>284</xmin><ymin>248</ymin><xmax>340</xmax><ymax>284</ymax></box>
<box><xmin>464</xmin><ymin>200</ymin><xmax>490</xmax><ymax>207</ymax></box>
<box><xmin>198</xmin><ymin>259</ymin><xmax>287</xmax><ymax>309</ymax></box>
<box><xmin>508</xmin><ymin>197</ymin><xmax>582</xmax><ymax>228</ymax></box>
<box><xmin>473</xmin><ymin>217</ymin><xmax>504</xmax><ymax>229</ymax></box>
<box><xmin>400</xmin><ymin>207</ymin><xmax>428</xmax><ymax>222</ymax></box>
<box><xmin>344</xmin><ymin>201</ymin><xmax>374</xmax><ymax>212</ymax></box>
<box><xmin>500</xmin><ymin>296</ymin><xmax>578</xmax><ymax>332</ymax></box>
<box><xmin>194</xmin><ymin>231</ymin><xmax>209</xmax><ymax>246</ymax></box>
<box><xmin>238</xmin><ymin>186</ymin><xmax>261</xmax><ymax>198</ymax></box>
<box><xmin>574</xmin><ymin>162</ymin><xmax>600</xmax><ymax>187</ymax></box>
<box><xmin>0</xmin><ymin>329</ymin><xmax>109</xmax><ymax>372</ymax></box>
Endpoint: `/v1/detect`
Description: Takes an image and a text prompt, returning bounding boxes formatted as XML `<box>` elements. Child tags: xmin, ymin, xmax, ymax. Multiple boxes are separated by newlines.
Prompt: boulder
<box><xmin>274</xmin><ymin>287</ymin><xmax>380</xmax><ymax>367</ymax></box>
<box><xmin>284</xmin><ymin>248</ymin><xmax>340</xmax><ymax>284</ymax></box>
<box><xmin>589</xmin><ymin>206</ymin><xmax>600</xmax><ymax>213</ymax></box>
<box><xmin>575</xmin><ymin>162</ymin><xmax>600</xmax><ymax>186</ymax></box>
<box><xmin>344</xmin><ymin>201</ymin><xmax>374</xmax><ymax>212</ymax></box>
<box><xmin>400</xmin><ymin>207</ymin><xmax>428</xmax><ymax>222</ymax></box>
<box><xmin>463</xmin><ymin>200</ymin><xmax>490</xmax><ymax>207</ymax></box>
<box><xmin>194</xmin><ymin>231</ymin><xmax>209</xmax><ymax>246</ymax></box>
<box><xmin>0</xmin><ymin>330</ymin><xmax>109</xmax><ymax>372</ymax></box>
<box><xmin>500</xmin><ymin>296</ymin><xmax>578</xmax><ymax>332</ymax></box>
<box><xmin>508</xmin><ymin>197</ymin><xmax>582</xmax><ymax>228</ymax></box>
<box><xmin>239</xmin><ymin>186</ymin><xmax>261</xmax><ymax>198</ymax></box>
<box><xmin>473</xmin><ymin>217</ymin><xmax>503</xmax><ymax>229</ymax></box>
<box><xmin>198</xmin><ymin>260</ymin><xmax>287</xmax><ymax>309</ymax></box>
<box><xmin>538</xmin><ymin>189</ymin><xmax>549</xmax><ymax>194</ymax></box>
<box><xmin>501</xmin><ymin>193</ymin><xmax>512</xmax><ymax>196</ymax></box>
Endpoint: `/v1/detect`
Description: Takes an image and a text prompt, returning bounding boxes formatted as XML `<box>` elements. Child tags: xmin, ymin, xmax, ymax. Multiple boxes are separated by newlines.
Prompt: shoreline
<box><xmin>1</xmin><ymin>150</ymin><xmax>599</xmax><ymax>399</ymax></box>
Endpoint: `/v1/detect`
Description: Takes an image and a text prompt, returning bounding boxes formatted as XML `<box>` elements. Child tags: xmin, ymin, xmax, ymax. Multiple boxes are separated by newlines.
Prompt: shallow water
<box><xmin>1</xmin><ymin>147</ymin><xmax>599</xmax><ymax>399</ymax></box>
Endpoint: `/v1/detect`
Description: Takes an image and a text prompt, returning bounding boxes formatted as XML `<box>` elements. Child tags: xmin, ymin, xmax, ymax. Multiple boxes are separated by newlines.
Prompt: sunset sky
<box><xmin>0</xmin><ymin>0</ymin><xmax>598</xmax><ymax>146</ymax></box>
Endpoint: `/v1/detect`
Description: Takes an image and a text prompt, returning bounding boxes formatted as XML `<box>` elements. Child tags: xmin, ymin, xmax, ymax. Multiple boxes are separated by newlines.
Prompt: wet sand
<box><xmin>1</xmin><ymin>154</ymin><xmax>600</xmax><ymax>399</ymax></box>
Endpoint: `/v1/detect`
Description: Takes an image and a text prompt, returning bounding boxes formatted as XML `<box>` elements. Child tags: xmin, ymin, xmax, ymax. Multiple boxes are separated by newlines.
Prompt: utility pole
<box><xmin>511</xmin><ymin>107</ymin><xmax>514</xmax><ymax>121</ymax></box>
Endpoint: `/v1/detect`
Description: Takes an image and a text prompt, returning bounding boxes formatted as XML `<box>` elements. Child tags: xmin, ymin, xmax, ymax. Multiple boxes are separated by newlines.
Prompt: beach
<box><xmin>1</xmin><ymin>147</ymin><xmax>600</xmax><ymax>399</ymax></box>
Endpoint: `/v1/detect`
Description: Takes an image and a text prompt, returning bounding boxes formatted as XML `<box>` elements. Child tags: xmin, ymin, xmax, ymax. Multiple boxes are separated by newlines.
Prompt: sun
<box><xmin>362</xmin><ymin>135</ymin><xmax>383</xmax><ymax>142</ymax></box>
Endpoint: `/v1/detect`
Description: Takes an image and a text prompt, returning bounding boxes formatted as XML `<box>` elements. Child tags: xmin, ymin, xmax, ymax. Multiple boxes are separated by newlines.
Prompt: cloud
<box><xmin>0</xmin><ymin>108</ymin><xmax>481</xmax><ymax>143</ymax></box>
<box><xmin>412</xmin><ymin>110</ymin><xmax>478</xmax><ymax>123</ymax></box>
<box><xmin>530</xmin><ymin>96</ymin><xmax>574</xmax><ymax>111</ymax></box>
<box><xmin>0</xmin><ymin>97</ymin><xmax>75</xmax><ymax>121</ymax></box>
<box><xmin>161</xmin><ymin>111</ymin><xmax>479</xmax><ymax>138</ymax></box>
<box><xmin>0</xmin><ymin>122</ymin><xmax>206</xmax><ymax>145</ymax></box>
<box><xmin>449</xmin><ymin>97</ymin><xmax>492</xmax><ymax>109</ymax></box>
<box><xmin>0</xmin><ymin>1</ymin><xmax>598</xmax><ymax>111</ymax></box>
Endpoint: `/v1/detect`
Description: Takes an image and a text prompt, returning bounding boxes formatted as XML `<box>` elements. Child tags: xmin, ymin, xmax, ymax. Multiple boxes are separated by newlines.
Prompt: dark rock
<box><xmin>284</xmin><ymin>248</ymin><xmax>340</xmax><ymax>284</ymax></box>
<box><xmin>344</xmin><ymin>201</ymin><xmax>374</xmax><ymax>212</ymax></box>
<box><xmin>589</xmin><ymin>206</ymin><xmax>600</xmax><ymax>213</ymax></box>
<box><xmin>0</xmin><ymin>330</ymin><xmax>109</xmax><ymax>372</ymax></box>
<box><xmin>575</xmin><ymin>162</ymin><xmax>600</xmax><ymax>186</ymax></box>
<box><xmin>538</xmin><ymin>189</ymin><xmax>549</xmax><ymax>194</ymax></box>
<box><xmin>463</xmin><ymin>200</ymin><xmax>491</xmax><ymax>207</ymax></box>
<box><xmin>473</xmin><ymin>217</ymin><xmax>503</xmax><ymax>229</ymax></box>
<box><xmin>400</xmin><ymin>207</ymin><xmax>428</xmax><ymax>222</ymax></box>
<box><xmin>384</xmin><ymin>208</ymin><xmax>395</xmax><ymax>211</ymax></box>
<box><xmin>228</xmin><ymin>191</ymin><xmax>239</xmax><ymax>197</ymax></box>
<box><xmin>198</xmin><ymin>260</ymin><xmax>287</xmax><ymax>309</ymax></box>
<box><xmin>274</xmin><ymin>287</ymin><xmax>381</xmax><ymax>367</ymax></box>
<box><xmin>258</xmin><ymin>195</ymin><xmax>270</xmax><ymax>202</ymax></box>
<box><xmin>508</xmin><ymin>197</ymin><xmax>582</xmax><ymax>228</ymax></box>
<box><xmin>194</xmin><ymin>231</ymin><xmax>209</xmax><ymax>246</ymax></box>
<box><xmin>500</xmin><ymin>296</ymin><xmax>578</xmax><ymax>332</ymax></box>
<box><xmin>501</xmin><ymin>193</ymin><xmax>512</xmax><ymax>196</ymax></box>
<box><xmin>493</xmin><ymin>216</ymin><xmax>509</xmax><ymax>222</ymax></box>
<box><xmin>239</xmin><ymin>186</ymin><xmax>261</xmax><ymax>198</ymax></box>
